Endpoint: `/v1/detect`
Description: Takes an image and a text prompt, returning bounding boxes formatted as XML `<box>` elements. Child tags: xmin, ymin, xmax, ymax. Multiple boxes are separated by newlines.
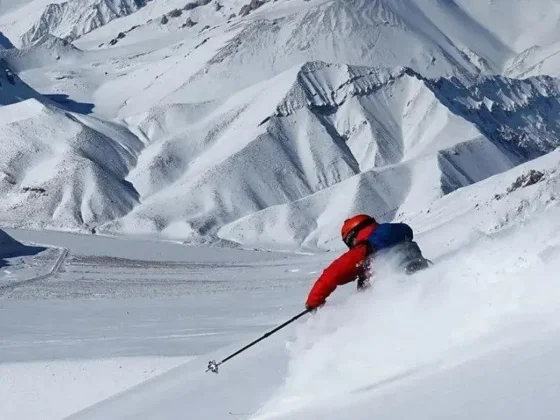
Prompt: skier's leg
<box><xmin>405</xmin><ymin>258</ymin><xmax>430</xmax><ymax>275</ymax></box>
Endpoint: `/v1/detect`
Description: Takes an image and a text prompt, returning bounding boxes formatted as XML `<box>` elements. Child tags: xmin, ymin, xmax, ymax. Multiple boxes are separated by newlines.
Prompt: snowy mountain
<box><xmin>0</xmin><ymin>0</ymin><xmax>150</xmax><ymax>47</ymax></box>
<box><xmin>0</xmin><ymin>59</ymin><xmax>142</xmax><ymax>232</ymax></box>
<box><xmin>0</xmin><ymin>0</ymin><xmax>560</xmax><ymax>250</ymax></box>
<box><xmin>3</xmin><ymin>148</ymin><xmax>559</xmax><ymax>420</ymax></box>
<box><xmin>97</xmin><ymin>63</ymin><xmax>560</xmax><ymax>249</ymax></box>
<box><xmin>4</xmin><ymin>2</ymin><xmax>560</xmax><ymax>419</ymax></box>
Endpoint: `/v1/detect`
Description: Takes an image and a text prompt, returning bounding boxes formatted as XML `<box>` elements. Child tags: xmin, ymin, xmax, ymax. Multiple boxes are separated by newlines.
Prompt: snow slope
<box><xmin>0</xmin><ymin>356</ymin><xmax>190</xmax><ymax>420</ymax></box>
<box><xmin>68</xmin><ymin>149</ymin><xmax>560</xmax><ymax>420</ymax></box>
<box><xmin>2</xmin><ymin>2</ymin><xmax>560</xmax><ymax>419</ymax></box>
<box><xmin>0</xmin><ymin>227</ymin><xmax>319</xmax><ymax>420</ymax></box>
<box><xmin>2</xmin><ymin>154</ymin><xmax>559</xmax><ymax>419</ymax></box>
<box><xmin>0</xmin><ymin>150</ymin><xmax>557</xmax><ymax>420</ymax></box>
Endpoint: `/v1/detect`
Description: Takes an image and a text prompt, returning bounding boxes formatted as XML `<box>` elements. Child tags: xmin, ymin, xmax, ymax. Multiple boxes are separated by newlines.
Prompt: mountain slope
<box><xmin>2</xmin><ymin>0</ymin><xmax>560</xmax><ymax>248</ymax></box>
<box><xmin>0</xmin><ymin>0</ymin><xmax>150</xmax><ymax>48</ymax></box>
<box><xmin>153</xmin><ymin>0</ymin><xmax>485</xmax><ymax>103</ymax></box>
<box><xmin>0</xmin><ymin>102</ymin><xmax>143</xmax><ymax>231</ymax></box>
<box><xmin>0</xmin><ymin>62</ymin><xmax>143</xmax><ymax>231</ymax></box>
<box><xmin>99</xmin><ymin>62</ymin><xmax>560</xmax><ymax>247</ymax></box>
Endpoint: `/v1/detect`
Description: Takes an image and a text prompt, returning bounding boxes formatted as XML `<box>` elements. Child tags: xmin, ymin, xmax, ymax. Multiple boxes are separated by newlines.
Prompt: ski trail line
<box><xmin>0</xmin><ymin>247</ymin><xmax>69</xmax><ymax>294</ymax></box>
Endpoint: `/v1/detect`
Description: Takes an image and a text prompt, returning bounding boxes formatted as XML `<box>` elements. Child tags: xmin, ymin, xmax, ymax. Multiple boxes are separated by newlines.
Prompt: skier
<box><xmin>305</xmin><ymin>214</ymin><xmax>430</xmax><ymax>310</ymax></box>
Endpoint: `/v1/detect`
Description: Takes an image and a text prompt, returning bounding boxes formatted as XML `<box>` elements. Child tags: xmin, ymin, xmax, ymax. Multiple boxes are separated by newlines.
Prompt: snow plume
<box><xmin>254</xmin><ymin>204</ymin><xmax>560</xmax><ymax>419</ymax></box>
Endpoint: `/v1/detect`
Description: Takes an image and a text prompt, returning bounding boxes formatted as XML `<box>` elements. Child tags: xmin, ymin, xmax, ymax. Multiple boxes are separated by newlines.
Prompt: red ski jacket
<box><xmin>305</xmin><ymin>224</ymin><xmax>377</xmax><ymax>309</ymax></box>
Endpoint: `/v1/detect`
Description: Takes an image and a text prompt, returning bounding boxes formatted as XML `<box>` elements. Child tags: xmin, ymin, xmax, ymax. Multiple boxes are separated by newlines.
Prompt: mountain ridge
<box><xmin>1</xmin><ymin>0</ymin><xmax>560</xmax><ymax>250</ymax></box>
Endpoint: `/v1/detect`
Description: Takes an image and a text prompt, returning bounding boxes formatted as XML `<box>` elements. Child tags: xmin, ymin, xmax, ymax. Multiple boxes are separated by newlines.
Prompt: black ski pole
<box><xmin>206</xmin><ymin>308</ymin><xmax>311</xmax><ymax>374</ymax></box>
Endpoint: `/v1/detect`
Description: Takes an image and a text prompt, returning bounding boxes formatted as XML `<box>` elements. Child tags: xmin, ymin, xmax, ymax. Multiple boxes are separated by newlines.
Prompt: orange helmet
<box><xmin>341</xmin><ymin>214</ymin><xmax>376</xmax><ymax>248</ymax></box>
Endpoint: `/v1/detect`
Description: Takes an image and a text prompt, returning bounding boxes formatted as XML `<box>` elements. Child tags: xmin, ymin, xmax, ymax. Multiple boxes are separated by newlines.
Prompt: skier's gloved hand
<box><xmin>305</xmin><ymin>299</ymin><xmax>325</xmax><ymax>312</ymax></box>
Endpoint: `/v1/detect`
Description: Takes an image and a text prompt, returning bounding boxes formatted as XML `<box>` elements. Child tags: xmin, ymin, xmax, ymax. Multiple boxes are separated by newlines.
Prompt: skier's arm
<box><xmin>305</xmin><ymin>245</ymin><xmax>368</xmax><ymax>309</ymax></box>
